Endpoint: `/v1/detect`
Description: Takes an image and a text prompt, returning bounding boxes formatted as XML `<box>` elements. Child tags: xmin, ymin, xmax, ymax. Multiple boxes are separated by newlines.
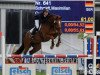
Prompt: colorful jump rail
<box><xmin>87</xmin><ymin>37</ymin><xmax>94</xmax><ymax>55</ymax></box>
<box><xmin>6</xmin><ymin>54</ymin><xmax>92</xmax><ymax>58</ymax></box>
<box><xmin>0</xmin><ymin>32</ymin><xmax>2</xmax><ymax>38</ymax></box>
<box><xmin>86</xmin><ymin>37</ymin><xmax>100</xmax><ymax>57</ymax></box>
<box><xmin>86</xmin><ymin>36</ymin><xmax>100</xmax><ymax>57</ymax></box>
<box><xmin>97</xmin><ymin>37</ymin><xmax>100</xmax><ymax>56</ymax></box>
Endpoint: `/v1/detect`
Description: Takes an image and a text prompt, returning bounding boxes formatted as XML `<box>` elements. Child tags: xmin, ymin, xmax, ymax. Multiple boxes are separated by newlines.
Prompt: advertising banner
<box><xmin>5</xmin><ymin>64</ymin><xmax>36</xmax><ymax>75</ymax></box>
<box><xmin>46</xmin><ymin>63</ymin><xmax>77</xmax><ymax>75</ymax></box>
<box><xmin>96</xmin><ymin>59</ymin><xmax>100</xmax><ymax>75</ymax></box>
<box><xmin>87</xmin><ymin>59</ymin><xmax>100</xmax><ymax>75</ymax></box>
<box><xmin>87</xmin><ymin>59</ymin><xmax>93</xmax><ymax>75</ymax></box>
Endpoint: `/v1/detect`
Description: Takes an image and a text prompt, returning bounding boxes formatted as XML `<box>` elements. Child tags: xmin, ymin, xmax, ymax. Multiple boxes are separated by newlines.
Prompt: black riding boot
<box><xmin>31</xmin><ymin>27</ymin><xmax>38</xmax><ymax>35</ymax></box>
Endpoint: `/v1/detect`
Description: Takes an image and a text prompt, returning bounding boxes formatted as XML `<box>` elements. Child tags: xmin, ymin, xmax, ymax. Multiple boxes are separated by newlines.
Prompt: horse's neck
<box><xmin>39</xmin><ymin>15</ymin><xmax>56</xmax><ymax>33</ymax></box>
<box><xmin>40</xmin><ymin>23</ymin><xmax>51</xmax><ymax>32</ymax></box>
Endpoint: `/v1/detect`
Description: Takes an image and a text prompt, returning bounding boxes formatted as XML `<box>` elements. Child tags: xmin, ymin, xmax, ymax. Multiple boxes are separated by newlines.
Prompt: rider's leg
<box><xmin>32</xmin><ymin>20</ymin><xmax>39</xmax><ymax>35</ymax></box>
<box><xmin>35</xmin><ymin>20</ymin><xmax>39</xmax><ymax>29</ymax></box>
<box><xmin>31</xmin><ymin>27</ymin><xmax>38</xmax><ymax>35</ymax></box>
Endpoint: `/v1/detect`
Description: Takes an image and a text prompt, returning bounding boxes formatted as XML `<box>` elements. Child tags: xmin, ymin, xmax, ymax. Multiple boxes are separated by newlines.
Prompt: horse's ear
<box><xmin>57</xmin><ymin>16</ymin><xmax>62</xmax><ymax>19</ymax></box>
<box><xmin>59</xmin><ymin>16</ymin><xmax>62</xmax><ymax>19</ymax></box>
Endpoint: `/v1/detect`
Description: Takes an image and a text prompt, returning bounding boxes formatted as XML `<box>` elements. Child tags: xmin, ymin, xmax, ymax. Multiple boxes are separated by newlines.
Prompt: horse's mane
<box><xmin>51</xmin><ymin>14</ymin><xmax>62</xmax><ymax>20</ymax></box>
<box><xmin>47</xmin><ymin>14</ymin><xmax>62</xmax><ymax>24</ymax></box>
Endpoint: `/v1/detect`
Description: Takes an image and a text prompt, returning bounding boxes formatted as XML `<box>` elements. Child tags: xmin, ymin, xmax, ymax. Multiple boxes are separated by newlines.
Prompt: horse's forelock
<box><xmin>56</xmin><ymin>15</ymin><xmax>62</xmax><ymax>20</ymax></box>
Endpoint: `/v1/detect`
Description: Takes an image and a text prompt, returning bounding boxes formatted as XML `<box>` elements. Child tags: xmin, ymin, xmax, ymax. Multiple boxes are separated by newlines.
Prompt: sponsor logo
<box><xmin>10</xmin><ymin>66</ymin><xmax>31</xmax><ymax>75</ymax></box>
<box><xmin>52</xmin><ymin>66</ymin><xmax>72</xmax><ymax>75</ymax></box>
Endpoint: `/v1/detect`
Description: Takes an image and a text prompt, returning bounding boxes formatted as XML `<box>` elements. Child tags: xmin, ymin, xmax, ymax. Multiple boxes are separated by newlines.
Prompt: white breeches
<box><xmin>35</xmin><ymin>20</ymin><xmax>39</xmax><ymax>29</ymax></box>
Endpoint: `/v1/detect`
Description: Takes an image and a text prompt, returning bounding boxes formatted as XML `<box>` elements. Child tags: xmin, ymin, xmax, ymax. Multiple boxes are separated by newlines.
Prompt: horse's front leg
<box><xmin>56</xmin><ymin>33</ymin><xmax>61</xmax><ymax>47</ymax></box>
<box><xmin>50</xmin><ymin>36</ymin><xmax>55</xmax><ymax>49</ymax></box>
<box><xmin>46</xmin><ymin>35</ymin><xmax>55</xmax><ymax>49</ymax></box>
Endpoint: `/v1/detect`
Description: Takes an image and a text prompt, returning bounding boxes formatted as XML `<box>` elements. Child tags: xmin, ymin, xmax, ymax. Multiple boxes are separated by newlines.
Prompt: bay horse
<box><xmin>13</xmin><ymin>14</ymin><xmax>62</xmax><ymax>55</ymax></box>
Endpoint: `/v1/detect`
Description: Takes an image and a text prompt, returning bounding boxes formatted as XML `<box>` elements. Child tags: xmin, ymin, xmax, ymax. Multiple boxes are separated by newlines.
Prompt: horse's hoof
<box><xmin>56</xmin><ymin>43</ymin><xmax>60</xmax><ymax>47</ymax></box>
<box><xmin>12</xmin><ymin>52</ymin><xmax>18</xmax><ymax>55</ymax></box>
<box><xmin>29</xmin><ymin>51</ymin><xmax>33</xmax><ymax>55</ymax></box>
<box><xmin>50</xmin><ymin>46</ymin><xmax>54</xmax><ymax>49</ymax></box>
<box><xmin>23</xmin><ymin>52</ymin><xmax>27</xmax><ymax>55</ymax></box>
<box><xmin>5</xmin><ymin>58</ymin><xmax>12</xmax><ymax>63</ymax></box>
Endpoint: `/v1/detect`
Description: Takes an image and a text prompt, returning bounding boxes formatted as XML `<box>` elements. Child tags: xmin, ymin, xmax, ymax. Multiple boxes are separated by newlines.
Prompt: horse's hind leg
<box><xmin>23</xmin><ymin>45</ymin><xmax>31</xmax><ymax>55</ymax></box>
<box><xmin>13</xmin><ymin>42</ymin><xmax>24</xmax><ymax>54</ymax></box>
<box><xmin>29</xmin><ymin>43</ymin><xmax>41</xmax><ymax>55</ymax></box>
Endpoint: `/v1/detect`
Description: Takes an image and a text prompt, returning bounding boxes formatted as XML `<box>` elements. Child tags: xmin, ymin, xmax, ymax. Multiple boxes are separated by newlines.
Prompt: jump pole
<box><xmin>1</xmin><ymin>35</ymin><xmax>5</xmax><ymax>75</ymax></box>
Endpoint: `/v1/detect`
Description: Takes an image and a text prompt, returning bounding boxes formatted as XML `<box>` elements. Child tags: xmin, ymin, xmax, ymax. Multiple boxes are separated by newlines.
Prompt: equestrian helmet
<box><xmin>43</xmin><ymin>8</ymin><xmax>49</xmax><ymax>13</ymax></box>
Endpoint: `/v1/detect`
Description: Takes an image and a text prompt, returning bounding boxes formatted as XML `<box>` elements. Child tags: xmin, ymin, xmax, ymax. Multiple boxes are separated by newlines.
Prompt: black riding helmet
<box><xmin>43</xmin><ymin>8</ymin><xmax>49</xmax><ymax>13</ymax></box>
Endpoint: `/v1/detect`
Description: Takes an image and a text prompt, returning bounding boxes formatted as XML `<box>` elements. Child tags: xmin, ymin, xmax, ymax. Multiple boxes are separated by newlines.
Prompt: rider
<box><xmin>31</xmin><ymin>8</ymin><xmax>51</xmax><ymax>35</ymax></box>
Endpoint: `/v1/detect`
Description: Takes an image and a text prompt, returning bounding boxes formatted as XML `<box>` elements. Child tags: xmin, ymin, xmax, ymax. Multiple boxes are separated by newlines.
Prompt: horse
<box><xmin>13</xmin><ymin>14</ymin><xmax>62</xmax><ymax>55</ymax></box>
